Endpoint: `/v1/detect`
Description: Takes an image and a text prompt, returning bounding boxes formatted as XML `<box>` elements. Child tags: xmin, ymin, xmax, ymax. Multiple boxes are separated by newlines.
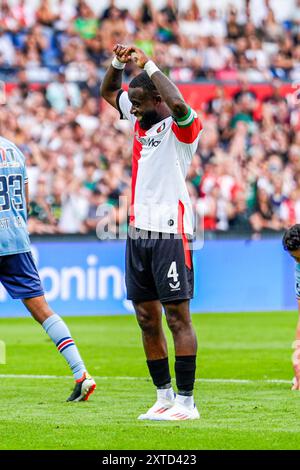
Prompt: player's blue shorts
<box><xmin>0</xmin><ymin>251</ymin><xmax>44</xmax><ymax>299</ymax></box>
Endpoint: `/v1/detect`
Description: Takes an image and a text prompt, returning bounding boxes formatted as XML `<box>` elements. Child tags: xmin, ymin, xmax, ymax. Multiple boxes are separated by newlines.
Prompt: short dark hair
<box><xmin>129</xmin><ymin>71</ymin><xmax>158</xmax><ymax>96</ymax></box>
<box><xmin>282</xmin><ymin>224</ymin><xmax>300</xmax><ymax>252</ymax></box>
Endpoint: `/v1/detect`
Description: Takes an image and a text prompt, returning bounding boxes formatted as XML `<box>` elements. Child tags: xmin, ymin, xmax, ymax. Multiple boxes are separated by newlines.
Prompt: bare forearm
<box><xmin>150</xmin><ymin>71</ymin><xmax>188</xmax><ymax>118</ymax></box>
<box><xmin>100</xmin><ymin>65</ymin><xmax>123</xmax><ymax>97</ymax></box>
<box><xmin>124</xmin><ymin>44</ymin><xmax>188</xmax><ymax>118</ymax></box>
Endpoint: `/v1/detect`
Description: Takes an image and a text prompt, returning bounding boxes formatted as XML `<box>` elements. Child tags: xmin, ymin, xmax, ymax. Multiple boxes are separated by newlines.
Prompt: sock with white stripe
<box><xmin>42</xmin><ymin>314</ymin><xmax>86</xmax><ymax>381</ymax></box>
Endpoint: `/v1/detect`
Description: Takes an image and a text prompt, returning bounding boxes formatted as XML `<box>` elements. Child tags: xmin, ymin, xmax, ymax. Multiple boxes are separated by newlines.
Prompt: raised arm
<box><xmin>124</xmin><ymin>46</ymin><xmax>189</xmax><ymax>119</ymax></box>
<box><xmin>100</xmin><ymin>45</ymin><xmax>131</xmax><ymax>110</ymax></box>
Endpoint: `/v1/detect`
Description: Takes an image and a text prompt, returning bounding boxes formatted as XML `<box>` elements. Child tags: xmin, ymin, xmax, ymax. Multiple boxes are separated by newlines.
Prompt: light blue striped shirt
<box><xmin>295</xmin><ymin>263</ymin><xmax>300</xmax><ymax>300</ymax></box>
<box><xmin>0</xmin><ymin>137</ymin><xmax>30</xmax><ymax>255</ymax></box>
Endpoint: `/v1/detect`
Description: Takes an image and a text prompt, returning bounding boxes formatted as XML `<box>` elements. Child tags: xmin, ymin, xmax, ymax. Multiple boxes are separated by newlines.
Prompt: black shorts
<box><xmin>125</xmin><ymin>227</ymin><xmax>194</xmax><ymax>303</ymax></box>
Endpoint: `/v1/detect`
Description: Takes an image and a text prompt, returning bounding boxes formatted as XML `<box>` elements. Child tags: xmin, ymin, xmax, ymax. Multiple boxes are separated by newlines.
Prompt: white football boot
<box><xmin>152</xmin><ymin>394</ymin><xmax>200</xmax><ymax>421</ymax></box>
<box><xmin>138</xmin><ymin>388</ymin><xmax>176</xmax><ymax>420</ymax></box>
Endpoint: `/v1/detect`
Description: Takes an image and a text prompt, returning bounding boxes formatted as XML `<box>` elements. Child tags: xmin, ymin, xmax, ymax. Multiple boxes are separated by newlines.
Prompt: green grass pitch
<box><xmin>0</xmin><ymin>311</ymin><xmax>300</xmax><ymax>450</ymax></box>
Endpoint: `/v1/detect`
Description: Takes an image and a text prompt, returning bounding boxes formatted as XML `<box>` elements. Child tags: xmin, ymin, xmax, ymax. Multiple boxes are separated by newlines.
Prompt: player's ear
<box><xmin>153</xmin><ymin>93</ymin><xmax>162</xmax><ymax>104</ymax></box>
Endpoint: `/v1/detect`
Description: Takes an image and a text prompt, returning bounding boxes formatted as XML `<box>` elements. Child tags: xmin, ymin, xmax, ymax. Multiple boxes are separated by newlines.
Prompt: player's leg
<box><xmin>134</xmin><ymin>300</ymin><xmax>167</xmax><ymax>359</ymax></box>
<box><xmin>134</xmin><ymin>299</ymin><xmax>171</xmax><ymax>385</ymax></box>
<box><xmin>164</xmin><ymin>299</ymin><xmax>197</xmax><ymax>355</ymax></box>
<box><xmin>150</xmin><ymin>235</ymin><xmax>199</xmax><ymax>420</ymax></box>
<box><xmin>22</xmin><ymin>295</ymin><xmax>95</xmax><ymax>401</ymax></box>
<box><xmin>125</xmin><ymin>229</ymin><xmax>175</xmax><ymax>419</ymax></box>
<box><xmin>1</xmin><ymin>252</ymin><xmax>96</xmax><ymax>402</ymax></box>
<box><xmin>161</xmin><ymin>299</ymin><xmax>199</xmax><ymax>419</ymax></box>
<box><xmin>133</xmin><ymin>299</ymin><xmax>175</xmax><ymax>419</ymax></box>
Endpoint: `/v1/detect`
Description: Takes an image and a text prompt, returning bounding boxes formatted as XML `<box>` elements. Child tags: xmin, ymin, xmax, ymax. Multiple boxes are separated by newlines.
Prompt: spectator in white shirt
<box><xmin>46</xmin><ymin>70</ymin><xmax>82</xmax><ymax>113</ymax></box>
<box><xmin>198</xmin><ymin>8</ymin><xmax>226</xmax><ymax>38</ymax></box>
<box><xmin>0</xmin><ymin>28</ymin><xmax>15</xmax><ymax>65</ymax></box>
<box><xmin>204</xmin><ymin>37</ymin><xmax>232</xmax><ymax>72</ymax></box>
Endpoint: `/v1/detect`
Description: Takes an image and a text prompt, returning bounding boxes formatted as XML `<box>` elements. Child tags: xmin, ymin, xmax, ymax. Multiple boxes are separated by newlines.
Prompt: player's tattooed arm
<box><xmin>100</xmin><ymin>44</ymin><xmax>131</xmax><ymax>110</ymax></box>
<box><xmin>125</xmin><ymin>46</ymin><xmax>189</xmax><ymax>119</ymax></box>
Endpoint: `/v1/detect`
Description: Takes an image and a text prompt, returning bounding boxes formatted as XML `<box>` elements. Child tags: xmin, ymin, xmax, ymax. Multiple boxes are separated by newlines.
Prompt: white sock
<box><xmin>157</xmin><ymin>387</ymin><xmax>175</xmax><ymax>402</ymax></box>
<box><xmin>176</xmin><ymin>394</ymin><xmax>194</xmax><ymax>408</ymax></box>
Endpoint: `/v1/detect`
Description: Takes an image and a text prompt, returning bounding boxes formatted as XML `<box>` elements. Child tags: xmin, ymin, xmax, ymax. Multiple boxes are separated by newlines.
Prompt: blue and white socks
<box><xmin>42</xmin><ymin>314</ymin><xmax>86</xmax><ymax>381</ymax></box>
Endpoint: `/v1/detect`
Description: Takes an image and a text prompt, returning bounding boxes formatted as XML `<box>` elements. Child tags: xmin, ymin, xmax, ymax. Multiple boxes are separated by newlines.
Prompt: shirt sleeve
<box><xmin>24</xmin><ymin>164</ymin><xmax>28</xmax><ymax>184</ymax></box>
<box><xmin>116</xmin><ymin>90</ymin><xmax>136</xmax><ymax>127</ymax></box>
<box><xmin>295</xmin><ymin>265</ymin><xmax>300</xmax><ymax>299</ymax></box>
<box><xmin>17</xmin><ymin>146</ymin><xmax>28</xmax><ymax>183</ymax></box>
<box><xmin>171</xmin><ymin>106</ymin><xmax>203</xmax><ymax>144</ymax></box>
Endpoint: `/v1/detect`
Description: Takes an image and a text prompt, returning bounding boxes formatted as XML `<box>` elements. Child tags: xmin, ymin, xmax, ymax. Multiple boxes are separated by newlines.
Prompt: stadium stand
<box><xmin>0</xmin><ymin>0</ymin><xmax>299</xmax><ymax>236</ymax></box>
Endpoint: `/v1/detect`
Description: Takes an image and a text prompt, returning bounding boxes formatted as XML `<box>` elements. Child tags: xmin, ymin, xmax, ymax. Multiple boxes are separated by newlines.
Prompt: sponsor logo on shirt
<box><xmin>0</xmin><ymin>147</ymin><xmax>20</xmax><ymax>168</ymax></box>
<box><xmin>135</xmin><ymin>133</ymin><xmax>162</xmax><ymax>148</ymax></box>
<box><xmin>157</xmin><ymin>122</ymin><xmax>166</xmax><ymax>133</ymax></box>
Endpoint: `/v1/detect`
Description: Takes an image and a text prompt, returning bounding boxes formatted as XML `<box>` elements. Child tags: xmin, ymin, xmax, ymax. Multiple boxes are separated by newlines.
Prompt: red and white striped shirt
<box><xmin>118</xmin><ymin>91</ymin><xmax>202</xmax><ymax>236</ymax></box>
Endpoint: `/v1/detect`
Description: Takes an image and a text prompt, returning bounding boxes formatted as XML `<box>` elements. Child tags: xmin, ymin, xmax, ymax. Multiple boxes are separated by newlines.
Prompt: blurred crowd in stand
<box><xmin>0</xmin><ymin>0</ymin><xmax>299</xmax><ymax>236</ymax></box>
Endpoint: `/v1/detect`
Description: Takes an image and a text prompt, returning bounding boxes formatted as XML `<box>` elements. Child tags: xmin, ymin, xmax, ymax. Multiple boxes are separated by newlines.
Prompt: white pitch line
<box><xmin>0</xmin><ymin>374</ymin><xmax>291</xmax><ymax>384</ymax></box>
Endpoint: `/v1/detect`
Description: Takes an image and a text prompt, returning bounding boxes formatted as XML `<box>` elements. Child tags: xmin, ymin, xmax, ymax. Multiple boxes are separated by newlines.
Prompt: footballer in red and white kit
<box><xmin>117</xmin><ymin>90</ymin><xmax>202</xmax><ymax>237</ymax></box>
<box><xmin>101</xmin><ymin>45</ymin><xmax>202</xmax><ymax>421</ymax></box>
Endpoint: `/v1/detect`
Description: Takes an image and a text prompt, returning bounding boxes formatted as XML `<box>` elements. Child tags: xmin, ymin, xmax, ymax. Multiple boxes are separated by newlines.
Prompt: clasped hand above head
<box><xmin>113</xmin><ymin>44</ymin><xmax>149</xmax><ymax>68</ymax></box>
